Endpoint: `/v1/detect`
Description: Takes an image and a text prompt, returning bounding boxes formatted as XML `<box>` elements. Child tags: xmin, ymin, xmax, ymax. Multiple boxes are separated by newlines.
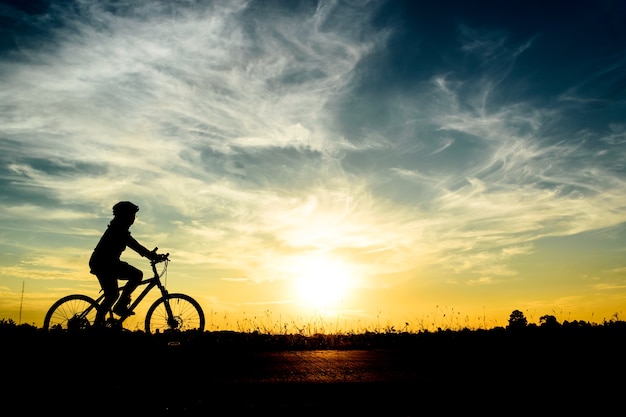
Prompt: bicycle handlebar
<box><xmin>150</xmin><ymin>247</ymin><xmax>169</xmax><ymax>264</ymax></box>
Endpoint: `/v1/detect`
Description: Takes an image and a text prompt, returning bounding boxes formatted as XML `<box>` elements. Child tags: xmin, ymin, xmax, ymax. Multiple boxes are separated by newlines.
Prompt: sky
<box><xmin>1</xmin><ymin>0</ymin><xmax>626</xmax><ymax>332</ymax></box>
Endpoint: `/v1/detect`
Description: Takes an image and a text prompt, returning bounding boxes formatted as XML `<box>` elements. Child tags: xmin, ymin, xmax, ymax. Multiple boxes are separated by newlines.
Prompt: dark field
<box><xmin>2</xmin><ymin>321</ymin><xmax>625</xmax><ymax>416</ymax></box>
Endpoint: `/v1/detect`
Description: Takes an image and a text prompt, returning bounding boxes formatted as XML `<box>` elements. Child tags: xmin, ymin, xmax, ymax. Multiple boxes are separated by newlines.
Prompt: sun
<box><xmin>293</xmin><ymin>254</ymin><xmax>352</xmax><ymax>309</ymax></box>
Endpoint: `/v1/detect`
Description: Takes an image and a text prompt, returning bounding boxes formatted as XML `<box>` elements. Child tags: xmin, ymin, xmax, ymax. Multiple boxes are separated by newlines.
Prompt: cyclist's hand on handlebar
<box><xmin>149</xmin><ymin>247</ymin><xmax>169</xmax><ymax>262</ymax></box>
<box><xmin>155</xmin><ymin>253</ymin><xmax>169</xmax><ymax>262</ymax></box>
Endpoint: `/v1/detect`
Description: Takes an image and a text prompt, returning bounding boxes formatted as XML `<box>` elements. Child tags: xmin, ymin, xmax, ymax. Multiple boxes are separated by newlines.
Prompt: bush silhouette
<box><xmin>539</xmin><ymin>314</ymin><xmax>559</xmax><ymax>328</ymax></box>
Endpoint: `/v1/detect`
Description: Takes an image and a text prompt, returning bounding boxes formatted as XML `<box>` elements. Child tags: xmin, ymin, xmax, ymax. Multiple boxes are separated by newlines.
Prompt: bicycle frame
<box><xmin>95</xmin><ymin>259</ymin><xmax>170</xmax><ymax>324</ymax></box>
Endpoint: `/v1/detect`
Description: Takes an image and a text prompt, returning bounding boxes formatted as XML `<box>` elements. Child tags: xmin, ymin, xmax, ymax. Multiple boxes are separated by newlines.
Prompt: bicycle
<box><xmin>43</xmin><ymin>252</ymin><xmax>205</xmax><ymax>333</ymax></box>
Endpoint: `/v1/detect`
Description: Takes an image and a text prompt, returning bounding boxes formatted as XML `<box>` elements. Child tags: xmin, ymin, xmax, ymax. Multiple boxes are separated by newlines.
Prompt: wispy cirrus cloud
<box><xmin>1</xmin><ymin>0</ymin><xmax>626</xmax><ymax>327</ymax></box>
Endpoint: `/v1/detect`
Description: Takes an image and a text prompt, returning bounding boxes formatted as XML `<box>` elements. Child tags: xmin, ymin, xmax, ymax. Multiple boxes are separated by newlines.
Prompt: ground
<box><xmin>3</xmin><ymin>325</ymin><xmax>625</xmax><ymax>415</ymax></box>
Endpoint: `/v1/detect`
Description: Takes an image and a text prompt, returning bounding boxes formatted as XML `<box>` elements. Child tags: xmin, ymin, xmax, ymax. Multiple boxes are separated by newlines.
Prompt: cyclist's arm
<box><xmin>127</xmin><ymin>234</ymin><xmax>155</xmax><ymax>259</ymax></box>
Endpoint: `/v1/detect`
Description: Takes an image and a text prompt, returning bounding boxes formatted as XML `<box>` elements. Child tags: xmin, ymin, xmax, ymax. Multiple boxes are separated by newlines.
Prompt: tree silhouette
<box><xmin>508</xmin><ymin>310</ymin><xmax>527</xmax><ymax>330</ymax></box>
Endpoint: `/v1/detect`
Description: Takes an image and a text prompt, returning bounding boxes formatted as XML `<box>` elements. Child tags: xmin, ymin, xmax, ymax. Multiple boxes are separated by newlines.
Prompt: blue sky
<box><xmin>1</xmin><ymin>0</ymin><xmax>625</xmax><ymax>331</ymax></box>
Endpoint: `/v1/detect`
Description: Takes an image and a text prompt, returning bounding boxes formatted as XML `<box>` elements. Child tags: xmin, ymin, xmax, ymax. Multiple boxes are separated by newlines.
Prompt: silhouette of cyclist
<box><xmin>89</xmin><ymin>201</ymin><xmax>165</xmax><ymax>326</ymax></box>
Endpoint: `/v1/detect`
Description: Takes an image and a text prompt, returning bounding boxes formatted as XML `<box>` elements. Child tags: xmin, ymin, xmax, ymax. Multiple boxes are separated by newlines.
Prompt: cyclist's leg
<box><xmin>114</xmin><ymin>261</ymin><xmax>143</xmax><ymax>310</ymax></box>
<box><xmin>95</xmin><ymin>272</ymin><xmax>118</xmax><ymax>326</ymax></box>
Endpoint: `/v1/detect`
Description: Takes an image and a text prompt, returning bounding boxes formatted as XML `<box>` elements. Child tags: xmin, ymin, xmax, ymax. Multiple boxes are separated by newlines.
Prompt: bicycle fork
<box><xmin>155</xmin><ymin>280</ymin><xmax>179</xmax><ymax>329</ymax></box>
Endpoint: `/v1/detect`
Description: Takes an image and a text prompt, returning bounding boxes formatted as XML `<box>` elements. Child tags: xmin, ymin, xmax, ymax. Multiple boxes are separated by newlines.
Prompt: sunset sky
<box><xmin>1</xmin><ymin>0</ymin><xmax>626</xmax><ymax>332</ymax></box>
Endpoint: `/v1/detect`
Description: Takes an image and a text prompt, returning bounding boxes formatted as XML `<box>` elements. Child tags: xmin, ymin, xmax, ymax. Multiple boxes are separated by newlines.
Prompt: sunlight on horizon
<box><xmin>289</xmin><ymin>253</ymin><xmax>354</xmax><ymax>311</ymax></box>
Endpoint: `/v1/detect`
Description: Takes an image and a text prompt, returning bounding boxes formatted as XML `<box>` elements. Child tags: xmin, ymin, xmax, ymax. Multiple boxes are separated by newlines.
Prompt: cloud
<box><xmin>0</xmin><ymin>1</ymin><xmax>382</xmax><ymax>204</ymax></box>
<box><xmin>1</xmin><ymin>0</ymin><xmax>626</xmax><ymax>300</ymax></box>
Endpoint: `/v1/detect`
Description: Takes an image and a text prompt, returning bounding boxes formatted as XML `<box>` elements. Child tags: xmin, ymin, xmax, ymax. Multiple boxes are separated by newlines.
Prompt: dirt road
<box><xmin>216</xmin><ymin>349</ymin><xmax>420</xmax><ymax>383</ymax></box>
<box><xmin>150</xmin><ymin>347</ymin><xmax>617</xmax><ymax>416</ymax></box>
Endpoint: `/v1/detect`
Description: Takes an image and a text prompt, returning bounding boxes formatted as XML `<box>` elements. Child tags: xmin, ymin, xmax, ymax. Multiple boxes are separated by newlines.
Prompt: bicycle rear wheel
<box><xmin>43</xmin><ymin>294</ymin><xmax>99</xmax><ymax>331</ymax></box>
<box><xmin>145</xmin><ymin>293</ymin><xmax>205</xmax><ymax>334</ymax></box>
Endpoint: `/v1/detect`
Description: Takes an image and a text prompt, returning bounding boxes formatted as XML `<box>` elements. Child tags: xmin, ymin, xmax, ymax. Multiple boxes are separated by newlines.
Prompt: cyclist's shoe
<box><xmin>113</xmin><ymin>305</ymin><xmax>135</xmax><ymax>317</ymax></box>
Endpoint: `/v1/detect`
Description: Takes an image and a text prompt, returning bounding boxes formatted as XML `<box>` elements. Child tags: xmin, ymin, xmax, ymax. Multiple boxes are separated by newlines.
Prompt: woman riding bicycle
<box><xmin>89</xmin><ymin>201</ymin><xmax>165</xmax><ymax>326</ymax></box>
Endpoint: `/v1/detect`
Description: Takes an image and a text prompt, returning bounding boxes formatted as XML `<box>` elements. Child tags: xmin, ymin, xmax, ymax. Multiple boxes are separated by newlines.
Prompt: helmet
<box><xmin>112</xmin><ymin>201</ymin><xmax>139</xmax><ymax>217</ymax></box>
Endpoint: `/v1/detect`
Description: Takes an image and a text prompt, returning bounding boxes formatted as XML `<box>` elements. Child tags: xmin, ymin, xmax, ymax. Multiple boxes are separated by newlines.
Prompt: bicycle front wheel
<box><xmin>145</xmin><ymin>293</ymin><xmax>205</xmax><ymax>334</ymax></box>
<box><xmin>43</xmin><ymin>294</ymin><xmax>99</xmax><ymax>331</ymax></box>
